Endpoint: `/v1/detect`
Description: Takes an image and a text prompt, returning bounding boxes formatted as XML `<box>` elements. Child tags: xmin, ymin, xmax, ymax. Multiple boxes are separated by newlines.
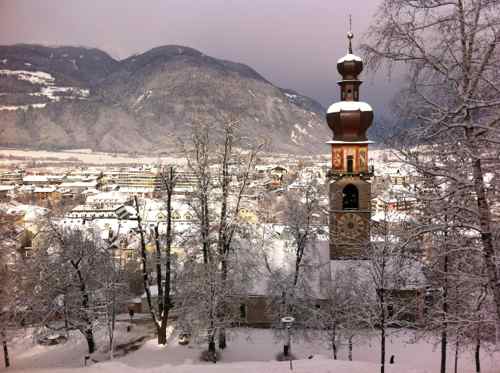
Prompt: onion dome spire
<box><xmin>337</xmin><ymin>23</ymin><xmax>363</xmax><ymax>86</ymax></box>
<box><xmin>326</xmin><ymin>20</ymin><xmax>373</xmax><ymax>142</ymax></box>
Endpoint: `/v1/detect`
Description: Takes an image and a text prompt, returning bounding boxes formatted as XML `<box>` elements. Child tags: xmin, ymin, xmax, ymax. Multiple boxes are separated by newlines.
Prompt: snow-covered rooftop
<box><xmin>86</xmin><ymin>191</ymin><xmax>130</xmax><ymax>204</ymax></box>
<box><xmin>34</xmin><ymin>186</ymin><xmax>57</xmax><ymax>193</ymax></box>
<box><xmin>337</xmin><ymin>53</ymin><xmax>362</xmax><ymax>64</ymax></box>
<box><xmin>326</xmin><ymin>140</ymin><xmax>374</xmax><ymax>145</ymax></box>
<box><xmin>371</xmin><ymin>210</ymin><xmax>413</xmax><ymax>223</ymax></box>
<box><xmin>327</xmin><ymin>101</ymin><xmax>372</xmax><ymax>114</ymax></box>
<box><xmin>23</xmin><ymin>175</ymin><xmax>49</xmax><ymax>183</ymax></box>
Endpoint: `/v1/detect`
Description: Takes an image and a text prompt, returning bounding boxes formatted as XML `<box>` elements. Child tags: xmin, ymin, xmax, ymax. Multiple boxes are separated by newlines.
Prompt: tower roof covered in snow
<box><xmin>326</xmin><ymin>30</ymin><xmax>373</xmax><ymax>142</ymax></box>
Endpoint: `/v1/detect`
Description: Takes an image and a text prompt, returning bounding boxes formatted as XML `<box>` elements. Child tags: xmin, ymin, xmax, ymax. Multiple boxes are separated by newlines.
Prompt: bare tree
<box><xmin>314</xmin><ymin>265</ymin><xmax>370</xmax><ymax>360</ymax></box>
<box><xmin>415</xmin><ymin>175</ymin><xmax>493</xmax><ymax>373</ymax></box>
<box><xmin>0</xmin><ymin>212</ymin><xmax>21</xmax><ymax>368</ymax></box>
<box><xmin>363</xmin><ymin>0</ymin><xmax>500</xmax><ymax>337</ymax></box>
<box><xmin>179</xmin><ymin>116</ymin><xmax>262</xmax><ymax>360</ymax></box>
<box><xmin>98</xmin><ymin>247</ymin><xmax>129</xmax><ymax>360</ymax></box>
<box><xmin>133</xmin><ymin>165</ymin><xmax>177</xmax><ymax>345</ymax></box>
<box><xmin>361</xmin><ymin>204</ymin><xmax>424</xmax><ymax>373</ymax></box>
<box><xmin>259</xmin><ymin>183</ymin><xmax>322</xmax><ymax>357</ymax></box>
<box><xmin>26</xmin><ymin>225</ymin><xmax>111</xmax><ymax>355</ymax></box>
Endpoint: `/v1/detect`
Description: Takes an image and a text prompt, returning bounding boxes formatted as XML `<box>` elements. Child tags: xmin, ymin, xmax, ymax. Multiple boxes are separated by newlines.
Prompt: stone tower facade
<box><xmin>326</xmin><ymin>32</ymin><xmax>374</xmax><ymax>259</ymax></box>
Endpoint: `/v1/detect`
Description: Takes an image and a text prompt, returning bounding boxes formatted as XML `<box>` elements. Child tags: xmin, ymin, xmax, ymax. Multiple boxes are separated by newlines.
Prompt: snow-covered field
<box><xmin>0</xmin><ymin>148</ymin><xmax>186</xmax><ymax>166</ymax></box>
<box><xmin>4</xmin><ymin>323</ymin><xmax>500</xmax><ymax>373</ymax></box>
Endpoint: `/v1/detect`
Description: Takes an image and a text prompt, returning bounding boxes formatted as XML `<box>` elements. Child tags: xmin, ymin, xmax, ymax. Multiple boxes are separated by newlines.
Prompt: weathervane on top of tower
<box><xmin>347</xmin><ymin>15</ymin><xmax>353</xmax><ymax>54</ymax></box>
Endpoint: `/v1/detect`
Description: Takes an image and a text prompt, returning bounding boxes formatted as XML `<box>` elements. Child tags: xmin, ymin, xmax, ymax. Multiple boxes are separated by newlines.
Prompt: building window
<box><xmin>388</xmin><ymin>303</ymin><xmax>394</xmax><ymax>318</ymax></box>
<box><xmin>240</xmin><ymin>303</ymin><xmax>247</xmax><ymax>320</ymax></box>
<box><xmin>343</xmin><ymin>184</ymin><xmax>359</xmax><ymax>209</ymax></box>
<box><xmin>347</xmin><ymin>155</ymin><xmax>354</xmax><ymax>173</ymax></box>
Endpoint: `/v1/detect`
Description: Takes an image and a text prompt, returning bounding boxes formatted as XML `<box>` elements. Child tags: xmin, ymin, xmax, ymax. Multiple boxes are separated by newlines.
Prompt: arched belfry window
<box><xmin>343</xmin><ymin>184</ymin><xmax>359</xmax><ymax>209</ymax></box>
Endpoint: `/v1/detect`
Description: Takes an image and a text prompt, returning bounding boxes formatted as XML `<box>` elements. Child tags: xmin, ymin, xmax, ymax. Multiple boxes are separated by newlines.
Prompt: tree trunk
<box><xmin>381</xmin><ymin>325</ymin><xmax>385</xmax><ymax>373</ymax></box>
<box><xmin>63</xmin><ymin>294</ymin><xmax>69</xmax><ymax>336</ymax></box>
<box><xmin>158</xmin><ymin>167</ymin><xmax>175</xmax><ymax>346</ymax></box>
<box><xmin>470</xmin><ymin>152</ymin><xmax>500</xmax><ymax>339</ymax></box>
<box><xmin>109</xmin><ymin>293</ymin><xmax>116</xmax><ymax>359</ymax></box>
<box><xmin>216</xmin><ymin>130</ymin><xmax>231</xmax><ymax>351</ymax></box>
<box><xmin>208</xmin><ymin>334</ymin><xmax>217</xmax><ymax>363</ymax></box>
<box><xmin>441</xmin><ymin>323</ymin><xmax>448</xmax><ymax>373</ymax></box>
<box><xmin>217</xmin><ymin>256</ymin><xmax>227</xmax><ymax>350</ymax></box>
<box><xmin>201</xmin><ymin>198</ymin><xmax>210</xmax><ymax>264</ymax></box>
<box><xmin>331</xmin><ymin>323</ymin><xmax>337</xmax><ymax>360</ymax></box>
<box><xmin>155</xmin><ymin>224</ymin><xmax>165</xmax><ymax>346</ymax></box>
<box><xmin>84</xmin><ymin>328</ymin><xmax>95</xmax><ymax>354</ymax></box>
<box><xmin>441</xmin><ymin>252</ymin><xmax>449</xmax><ymax>373</ymax></box>
<box><xmin>71</xmin><ymin>260</ymin><xmax>96</xmax><ymax>355</ymax></box>
<box><xmin>109</xmin><ymin>329</ymin><xmax>114</xmax><ymax>360</ymax></box>
<box><xmin>2</xmin><ymin>330</ymin><xmax>9</xmax><ymax>368</ymax></box>
<box><xmin>134</xmin><ymin>196</ymin><xmax>160</xmax><ymax>331</ymax></box>
<box><xmin>158</xmin><ymin>324</ymin><xmax>167</xmax><ymax>345</ymax></box>
<box><xmin>348</xmin><ymin>336</ymin><xmax>353</xmax><ymax>361</ymax></box>
<box><xmin>218</xmin><ymin>328</ymin><xmax>226</xmax><ymax>350</ymax></box>
<box><xmin>380</xmin><ymin>287</ymin><xmax>386</xmax><ymax>373</ymax></box>
<box><xmin>154</xmin><ymin>225</ymin><xmax>164</xmax><ymax>321</ymax></box>
<box><xmin>454</xmin><ymin>338</ymin><xmax>459</xmax><ymax>373</ymax></box>
<box><xmin>475</xmin><ymin>338</ymin><xmax>480</xmax><ymax>373</ymax></box>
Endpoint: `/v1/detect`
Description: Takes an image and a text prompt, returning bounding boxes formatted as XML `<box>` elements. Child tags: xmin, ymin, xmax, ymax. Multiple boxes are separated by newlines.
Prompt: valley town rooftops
<box><xmin>23</xmin><ymin>175</ymin><xmax>49</xmax><ymax>183</ymax></box>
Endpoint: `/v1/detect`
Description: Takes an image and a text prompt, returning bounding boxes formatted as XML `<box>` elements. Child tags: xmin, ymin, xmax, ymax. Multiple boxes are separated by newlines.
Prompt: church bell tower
<box><xmin>327</xmin><ymin>30</ymin><xmax>373</xmax><ymax>259</ymax></box>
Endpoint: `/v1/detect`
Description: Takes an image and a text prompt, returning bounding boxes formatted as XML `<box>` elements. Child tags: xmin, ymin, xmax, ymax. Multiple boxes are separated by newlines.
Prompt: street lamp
<box><xmin>281</xmin><ymin>316</ymin><xmax>295</xmax><ymax>365</ymax></box>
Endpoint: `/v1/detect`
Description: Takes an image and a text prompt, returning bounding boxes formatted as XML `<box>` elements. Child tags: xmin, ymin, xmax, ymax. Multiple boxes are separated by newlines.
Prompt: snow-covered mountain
<box><xmin>0</xmin><ymin>44</ymin><xmax>330</xmax><ymax>154</ymax></box>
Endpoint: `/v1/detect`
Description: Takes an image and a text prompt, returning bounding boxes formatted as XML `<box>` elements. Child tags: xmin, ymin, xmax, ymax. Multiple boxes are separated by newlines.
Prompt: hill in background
<box><xmin>0</xmin><ymin>44</ymin><xmax>334</xmax><ymax>154</ymax></box>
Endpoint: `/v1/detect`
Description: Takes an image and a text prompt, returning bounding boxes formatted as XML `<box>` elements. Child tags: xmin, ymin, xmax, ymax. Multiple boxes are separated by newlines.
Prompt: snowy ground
<box><xmin>0</xmin><ymin>148</ymin><xmax>186</xmax><ymax>166</ymax></box>
<box><xmin>3</xmin><ymin>322</ymin><xmax>500</xmax><ymax>373</ymax></box>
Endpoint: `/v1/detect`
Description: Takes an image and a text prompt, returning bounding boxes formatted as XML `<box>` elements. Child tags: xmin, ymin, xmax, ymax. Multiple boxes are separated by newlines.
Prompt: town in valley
<box><xmin>1</xmin><ymin>1</ymin><xmax>500</xmax><ymax>373</ymax></box>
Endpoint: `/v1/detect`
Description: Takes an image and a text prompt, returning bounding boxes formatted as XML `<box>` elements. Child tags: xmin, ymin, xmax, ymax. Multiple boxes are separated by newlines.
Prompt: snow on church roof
<box><xmin>337</xmin><ymin>53</ymin><xmax>362</xmax><ymax>64</ymax></box>
<box><xmin>327</xmin><ymin>101</ymin><xmax>373</xmax><ymax>113</ymax></box>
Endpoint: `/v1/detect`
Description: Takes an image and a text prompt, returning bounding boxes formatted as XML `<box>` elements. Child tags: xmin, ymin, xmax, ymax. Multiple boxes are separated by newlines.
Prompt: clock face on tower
<box><xmin>337</xmin><ymin>213</ymin><xmax>367</xmax><ymax>238</ymax></box>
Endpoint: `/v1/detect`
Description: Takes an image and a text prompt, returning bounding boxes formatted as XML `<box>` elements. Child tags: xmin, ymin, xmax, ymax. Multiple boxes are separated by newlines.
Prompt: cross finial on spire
<box><xmin>347</xmin><ymin>15</ymin><xmax>353</xmax><ymax>54</ymax></box>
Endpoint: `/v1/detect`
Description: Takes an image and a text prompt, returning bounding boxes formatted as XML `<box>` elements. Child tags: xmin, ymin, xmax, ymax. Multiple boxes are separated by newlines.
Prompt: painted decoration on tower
<box><xmin>359</xmin><ymin>148</ymin><xmax>367</xmax><ymax>171</ymax></box>
<box><xmin>333</xmin><ymin>148</ymin><xmax>343</xmax><ymax>169</ymax></box>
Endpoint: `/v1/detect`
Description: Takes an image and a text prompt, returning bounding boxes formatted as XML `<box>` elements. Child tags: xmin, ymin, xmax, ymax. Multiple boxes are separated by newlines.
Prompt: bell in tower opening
<box><xmin>327</xmin><ymin>28</ymin><xmax>374</xmax><ymax>260</ymax></box>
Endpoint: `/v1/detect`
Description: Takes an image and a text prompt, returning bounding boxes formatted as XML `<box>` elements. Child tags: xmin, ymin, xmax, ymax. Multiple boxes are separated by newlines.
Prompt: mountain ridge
<box><xmin>0</xmin><ymin>44</ymin><xmax>330</xmax><ymax>154</ymax></box>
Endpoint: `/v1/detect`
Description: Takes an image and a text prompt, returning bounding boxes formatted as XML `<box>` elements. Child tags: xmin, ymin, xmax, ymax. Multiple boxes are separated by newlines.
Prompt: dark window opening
<box><xmin>388</xmin><ymin>304</ymin><xmax>394</xmax><ymax>318</ymax></box>
<box><xmin>347</xmin><ymin>156</ymin><xmax>354</xmax><ymax>173</ymax></box>
<box><xmin>240</xmin><ymin>303</ymin><xmax>247</xmax><ymax>320</ymax></box>
<box><xmin>343</xmin><ymin>184</ymin><xmax>359</xmax><ymax>209</ymax></box>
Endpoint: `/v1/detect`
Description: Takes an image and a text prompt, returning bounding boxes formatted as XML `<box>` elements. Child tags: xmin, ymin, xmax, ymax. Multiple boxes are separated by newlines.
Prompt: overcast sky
<box><xmin>0</xmin><ymin>0</ymin><xmax>401</xmax><ymax>116</ymax></box>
